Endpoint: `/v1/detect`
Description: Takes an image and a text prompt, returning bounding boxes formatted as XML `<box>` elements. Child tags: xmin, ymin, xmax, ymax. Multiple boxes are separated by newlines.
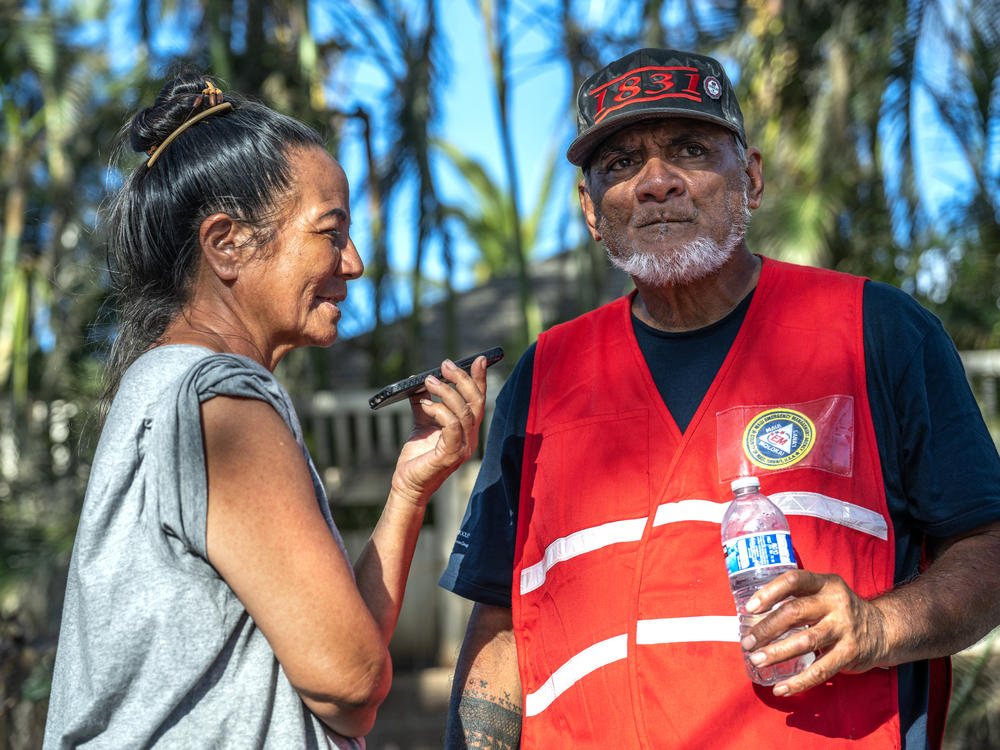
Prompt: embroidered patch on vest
<box><xmin>718</xmin><ymin>396</ymin><xmax>855</xmax><ymax>481</ymax></box>
<box><xmin>742</xmin><ymin>408</ymin><xmax>816</xmax><ymax>469</ymax></box>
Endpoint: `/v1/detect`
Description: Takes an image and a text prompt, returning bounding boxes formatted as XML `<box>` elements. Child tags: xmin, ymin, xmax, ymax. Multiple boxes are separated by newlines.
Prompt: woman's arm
<box><xmin>203</xmin><ymin>395</ymin><xmax>388</xmax><ymax>737</ymax></box>
<box><xmin>203</xmin><ymin>357</ymin><xmax>487</xmax><ymax>737</ymax></box>
<box><xmin>353</xmin><ymin>358</ymin><xmax>488</xmax><ymax>640</ymax></box>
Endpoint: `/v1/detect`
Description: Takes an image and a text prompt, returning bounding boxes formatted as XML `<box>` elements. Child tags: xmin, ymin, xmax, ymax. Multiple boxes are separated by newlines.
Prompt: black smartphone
<box><xmin>368</xmin><ymin>346</ymin><xmax>505</xmax><ymax>410</ymax></box>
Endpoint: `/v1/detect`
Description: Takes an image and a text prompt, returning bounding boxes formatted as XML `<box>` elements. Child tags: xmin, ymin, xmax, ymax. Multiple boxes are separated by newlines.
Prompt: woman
<box><xmin>43</xmin><ymin>74</ymin><xmax>488</xmax><ymax>748</ymax></box>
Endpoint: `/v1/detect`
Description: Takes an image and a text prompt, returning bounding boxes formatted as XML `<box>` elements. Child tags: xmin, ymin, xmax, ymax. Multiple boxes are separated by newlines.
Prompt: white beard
<box><xmin>601</xmin><ymin>185</ymin><xmax>752</xmax><ymax>287</ymax></box>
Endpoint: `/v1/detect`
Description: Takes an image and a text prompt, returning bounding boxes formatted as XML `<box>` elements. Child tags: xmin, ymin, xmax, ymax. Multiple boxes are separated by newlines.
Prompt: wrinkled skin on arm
<box><xmin>446</xmin><ymin>603</ymin><xmax>523</xmax><ymax>749</ymax></box>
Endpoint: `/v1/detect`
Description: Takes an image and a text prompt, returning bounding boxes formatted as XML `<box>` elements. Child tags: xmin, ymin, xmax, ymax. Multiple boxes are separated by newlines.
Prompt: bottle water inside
<box><xmin>721</xmin><ymin>476</ymin><xmax>815</xmax><ymax>686</ymax></box>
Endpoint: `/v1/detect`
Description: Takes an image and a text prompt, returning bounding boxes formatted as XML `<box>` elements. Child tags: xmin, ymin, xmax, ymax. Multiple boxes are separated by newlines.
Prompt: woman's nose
<box><xmin>341</xmin><ymin>237</ymin><xmax>364</xmax><ymax>280</ymax></box>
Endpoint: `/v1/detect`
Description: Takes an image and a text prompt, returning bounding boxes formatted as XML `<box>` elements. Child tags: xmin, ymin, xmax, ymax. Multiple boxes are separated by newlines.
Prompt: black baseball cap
<box><xmin>566</xmin><ymin>48</ymin><xmax>746</xmax><ymax>166</ymax></box>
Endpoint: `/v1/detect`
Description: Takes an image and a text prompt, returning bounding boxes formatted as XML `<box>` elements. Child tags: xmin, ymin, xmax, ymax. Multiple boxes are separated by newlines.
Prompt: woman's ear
<box><xmin>199</xmin><ymin>214</ymin><xmax>250</xmax><ymax>281</ymax></box>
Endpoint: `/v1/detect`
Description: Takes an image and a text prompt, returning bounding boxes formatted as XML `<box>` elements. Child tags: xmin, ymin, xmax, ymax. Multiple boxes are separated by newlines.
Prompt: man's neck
<box><xmin>631</xmin><ymin>249</ymin><xmax>761</xmax><ymax>332</ymax></box>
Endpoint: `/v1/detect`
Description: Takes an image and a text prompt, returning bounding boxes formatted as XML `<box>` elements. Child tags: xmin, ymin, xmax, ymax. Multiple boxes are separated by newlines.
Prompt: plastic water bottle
<box><xmin>721</xmin><ymin>476</ymin><xmax>814</xmax><ymax>685</ymax></box>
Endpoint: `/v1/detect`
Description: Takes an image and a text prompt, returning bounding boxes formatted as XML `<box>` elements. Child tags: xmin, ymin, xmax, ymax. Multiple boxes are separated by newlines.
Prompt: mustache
<box><xmin>633</xmin><ymin>212</ymin><xmax>696</xmax><ymax>227</ymax></box>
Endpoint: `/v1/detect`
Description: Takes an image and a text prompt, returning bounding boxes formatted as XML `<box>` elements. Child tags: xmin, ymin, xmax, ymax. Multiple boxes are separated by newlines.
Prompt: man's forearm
<box><xmin>445</xmin><ymin>603</ymin><xmax>523</xmax><ymax>749</ymax></box>
<box><xmin>873</xmin><ymin>520</ymin><xmax>1000</xmax><ymax>666</ymax></box>
<box><xmin>445</xmin><ymin>678</ymin><xmax>522</xmax><ymax>749</ymax></box>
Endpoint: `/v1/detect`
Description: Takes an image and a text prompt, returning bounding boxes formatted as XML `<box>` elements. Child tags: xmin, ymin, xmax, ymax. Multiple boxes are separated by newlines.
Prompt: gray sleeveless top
<box><xmin>44</xmin><ymin>346</ymin><xmax>363</xmax><ymax>749</ymax></box>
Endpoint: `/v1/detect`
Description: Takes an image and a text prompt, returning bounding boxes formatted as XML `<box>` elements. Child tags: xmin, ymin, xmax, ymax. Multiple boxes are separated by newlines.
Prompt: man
<box><xmin>439</xmin><ymin>48</ymin><xmax>1000</xmax><ymax>749</ymax></box>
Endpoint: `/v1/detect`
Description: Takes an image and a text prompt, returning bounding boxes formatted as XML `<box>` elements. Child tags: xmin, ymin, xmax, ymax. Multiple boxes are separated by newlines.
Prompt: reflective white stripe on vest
<box><xmin>519</xmin><ymin>492</ymin><xmax>887</xmax><ymax>595</ymax></box>
<box><xmin>523</xmin><ymin>634</ymin><xmax>628</xmax><ymax>717</ymax></box>
<box><xmin>636</xmin><ymin>615</ymin><xmax>739</xmax><ymax>645</ymax></box>
<box><xmin>524</xmin><ymin>617</ymin><xmax>739</xmax><ymax>717</ymax></box>
<box><xmin>520</xmin><ymin>517</ymin><xmax>647</xmax><ymax>595</ymax></box>
<box><xmin>652</xmin><ymin>499</ymin><xmax>725</xmax><ymax>526</ymax></box>
<box><xmin>770</xmin><ymin>491</ymin><xmax>888</xmax><ymax>540</ymax></box>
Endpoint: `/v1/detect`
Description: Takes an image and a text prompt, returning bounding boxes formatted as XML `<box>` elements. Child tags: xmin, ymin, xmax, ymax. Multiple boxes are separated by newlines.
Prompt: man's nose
<box><xmin>635</xmin><ymin>157</ymin><xmax>685</xmax><ymax>202</ymax></box>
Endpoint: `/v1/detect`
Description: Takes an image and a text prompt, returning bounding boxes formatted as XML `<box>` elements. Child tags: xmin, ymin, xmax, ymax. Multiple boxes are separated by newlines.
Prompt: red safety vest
<box><xmin>513</xmin><ymin>259</ymin><xmax>946</xmax><ymax>749</ymax></box>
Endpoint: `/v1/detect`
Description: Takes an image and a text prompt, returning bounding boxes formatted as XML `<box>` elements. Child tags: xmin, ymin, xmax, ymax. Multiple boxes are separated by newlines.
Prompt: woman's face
<box><xmin>237</xmin><ymin>145</ymin><xmax>363</xmax><ymax>364</ymax></box>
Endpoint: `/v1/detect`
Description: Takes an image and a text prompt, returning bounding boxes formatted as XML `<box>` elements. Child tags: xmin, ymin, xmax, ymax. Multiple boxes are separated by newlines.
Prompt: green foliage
<box><xmin>435</xmin><ymin>139</ymin><xmax>561</xmax><ymax>282</ymax></box>
<box><xmin>945</xmin><ymin>629</ymin><xmax>1000</xmax><ymax>749</ymax></box>
<box><xmin>729</xmin><ymin>0</ymin><xmax>1000</xmax><ymax>357</ymax></box>
<box><xmin>0</xmin><ymin>31</ymin><xmax>118</xmax><ymax>747</ymax></box>
<box><xmin>733</xmin><ymin>0</ymin><xmax>907</xmax><ymax>278</ymax></box>
<box><xmin>913</xmin><ymin>2</ymin><xmax>1000</xmax><ymax>348</ymax></box>
<box><xmin>1</xmin><ymin>0</ymin><xmax>999</xmax><ymax>744</ymax></box>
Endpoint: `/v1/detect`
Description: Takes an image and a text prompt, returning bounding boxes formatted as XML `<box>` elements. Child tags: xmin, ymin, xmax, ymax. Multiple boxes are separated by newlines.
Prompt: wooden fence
<box><xmin>296</xmin><ymin>372</ymin><xmax>503</xmax><ymax>667</ymax></box>
<box><xmin>961</xmin><ymin>350</ymin><xmax>1000</xmax><ymax>439</ymax></box>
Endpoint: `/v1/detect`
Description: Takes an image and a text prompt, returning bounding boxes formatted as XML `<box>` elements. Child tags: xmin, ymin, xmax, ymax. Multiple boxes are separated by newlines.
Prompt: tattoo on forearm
<box><xmin>445</xmin><ymin>681</ymin><xmax>522</xmax><ymax>749</ymax></box>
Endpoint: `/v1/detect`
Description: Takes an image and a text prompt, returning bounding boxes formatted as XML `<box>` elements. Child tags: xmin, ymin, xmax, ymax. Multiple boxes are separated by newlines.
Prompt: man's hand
<box><xmin>739</xmin><ymin>570</ymin><xmax>891</xmax><ymax>696</ymax></box>
<box><xmin>739</xmin><ymin>519</ymin><xmax>1000</xmax><ymax>697</ymax></box>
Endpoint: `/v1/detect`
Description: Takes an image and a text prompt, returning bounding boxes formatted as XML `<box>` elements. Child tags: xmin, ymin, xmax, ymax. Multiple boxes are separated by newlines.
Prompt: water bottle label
<box><xmin>724</xmin><ymin>531</ymin><xmax>796</xmax><ymax>575</ymax></box>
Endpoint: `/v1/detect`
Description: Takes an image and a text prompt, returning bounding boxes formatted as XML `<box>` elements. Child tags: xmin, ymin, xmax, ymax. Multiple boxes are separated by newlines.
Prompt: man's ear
<box><xmin>578</xmin><ymin>179</ymin><xmax>603</xmax><ymax>242</ymax></box>
<box><xmin>199</xmin><ymin>214</ymin><xmax>250</xmax><ymax>281</ymax></box>
<box><xmin>745</xmin><ymin>147</ymin><xmax>764</xmax><ymax>210</ymax></box>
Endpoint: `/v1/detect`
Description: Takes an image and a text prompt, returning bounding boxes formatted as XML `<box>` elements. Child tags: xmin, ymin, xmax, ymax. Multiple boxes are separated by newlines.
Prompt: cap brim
<box><xmin>566</xmin><ymin>110</ymin><xmax>744</xmax><ymax>167</ymax></box>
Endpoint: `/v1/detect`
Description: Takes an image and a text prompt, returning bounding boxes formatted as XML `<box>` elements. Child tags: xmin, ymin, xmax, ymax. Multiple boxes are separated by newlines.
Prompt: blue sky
<box><xmin>327</xmin><ymin>0</ymin><xmax>586</xmax><ymax>335</ymax></box>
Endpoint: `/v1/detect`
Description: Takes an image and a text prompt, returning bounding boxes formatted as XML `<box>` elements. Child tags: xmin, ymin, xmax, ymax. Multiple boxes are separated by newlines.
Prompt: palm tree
<box><xmin>899</xmin><ymin>0</ymin><xmax>1000</xmax><ymax>349</ymax></box>
<box><xmin>475</xmin><ymin>0</ymin><xmax>542</xmax><ymax>350</ymax></box>
<box><xmin>435</xmin><ymin>138</ymin><xmax>564</xmax><ymax>355</ymax></box>
<box><xmin>0</xmin><ymin>1</ymin><xmax>125</xmax><ymax>744</ymax></box>
<box><xmin>320</xmin><ymin>0</ymin><xmax>454</xmax><ymax>383</ymax></box>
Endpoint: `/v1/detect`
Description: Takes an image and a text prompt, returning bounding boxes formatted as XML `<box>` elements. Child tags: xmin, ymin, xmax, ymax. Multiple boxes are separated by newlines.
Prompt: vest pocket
<box><xmin>518</xmin><ymin>410</ymin><xmax>650</xmax><ymax>723</ymax></box>
<box><xmin>716</xmin><ymin>395</ymin><xmax>856</xmax><ymax>482</ymax></box>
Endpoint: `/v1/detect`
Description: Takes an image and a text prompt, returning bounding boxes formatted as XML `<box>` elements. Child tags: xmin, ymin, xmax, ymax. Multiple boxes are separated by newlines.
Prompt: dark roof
<box><xmin>324</xmin><ymin>250</ymin><xmax>632</xmax><ymax>387</ymax></box>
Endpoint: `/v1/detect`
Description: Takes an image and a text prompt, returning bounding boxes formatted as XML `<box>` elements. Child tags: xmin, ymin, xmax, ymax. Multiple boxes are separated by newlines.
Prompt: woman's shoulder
<box><xmin>119</xmin><ymin>344</ymin><xmax>219</xmax><ymax>392</ymax></box>
<box><xmin>102</xmin><ymin>346</ymin><xmax>286</xmax><ymax>444</ymax></box>
<box><xmin>120</xmin><ymin>346</ymin><xmax>277</xmax><ymax>401</ymax></box>
<box><xmin>101</xmin><ymin>346</ymin><xmax>214</xmax><ymax>427</ymax></box>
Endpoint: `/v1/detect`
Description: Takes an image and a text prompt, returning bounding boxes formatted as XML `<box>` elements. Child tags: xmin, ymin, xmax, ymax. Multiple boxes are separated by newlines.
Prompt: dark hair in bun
<box><xmin>128</xmin><ymin>75</ymin><xmax>228</xmax><ymax>156</ymax></box>
<box><xmin>102</xmin><ymin>72</ymin><xmax>326</xmax><ymax>400</ymax></box>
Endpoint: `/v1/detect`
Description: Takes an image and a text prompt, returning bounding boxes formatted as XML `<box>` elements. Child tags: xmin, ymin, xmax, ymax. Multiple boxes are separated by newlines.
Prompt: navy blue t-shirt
<box><xmin>439</xmin><ymin>280</ymin><xmax>1000</xmax><ymax>749</ymax></box>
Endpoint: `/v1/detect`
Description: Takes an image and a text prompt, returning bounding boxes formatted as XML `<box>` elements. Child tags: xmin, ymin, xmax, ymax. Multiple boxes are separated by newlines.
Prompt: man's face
<box><xmin>579</xmin><ymin>119</ymin><xmax>762</xmax><ymax>287</ymax></box>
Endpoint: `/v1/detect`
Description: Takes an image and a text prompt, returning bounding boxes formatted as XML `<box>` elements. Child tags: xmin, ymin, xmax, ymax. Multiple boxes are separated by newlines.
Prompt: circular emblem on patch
<box><xmin>743</xmin><ymin>408</ymin><xmax>815</xmax><ymax>470</ymax></box>
<box><xmin>704</xmin><ymin>76</ymin><xmax>723</xmax><ymax>100</ymax></box>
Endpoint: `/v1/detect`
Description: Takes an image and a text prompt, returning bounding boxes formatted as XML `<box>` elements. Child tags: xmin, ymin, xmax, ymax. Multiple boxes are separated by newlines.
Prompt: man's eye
<box><xmin>607</xmin><ymin>156</ymin><xmax>635</xmax><ymax>171</ymax></box>
<box><xmin>680</xmin><ymin>144</ymin><xmax>706</xmax><ymax>157</ymax></box>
